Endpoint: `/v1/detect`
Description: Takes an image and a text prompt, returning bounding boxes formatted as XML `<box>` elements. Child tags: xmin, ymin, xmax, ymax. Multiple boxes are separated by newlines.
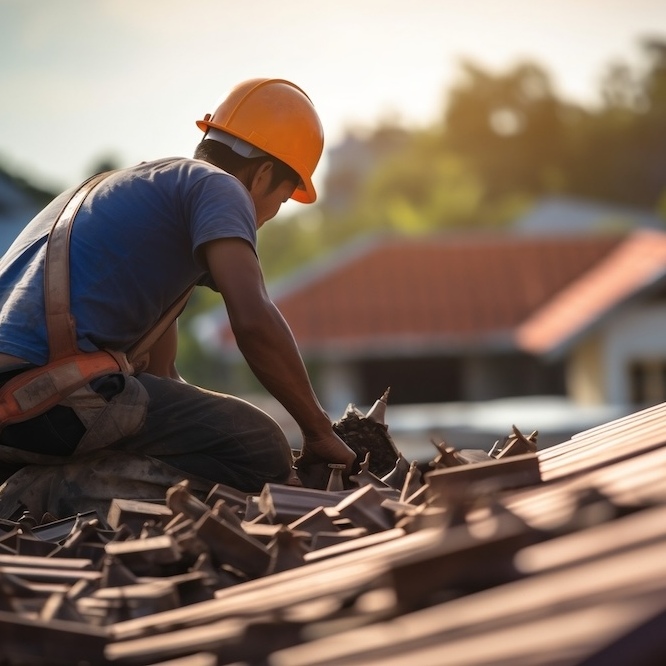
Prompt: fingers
<box><xmin>302</xmin><ymin>433</ymin><xmax>356</xmax><ymax>470</ymax></box>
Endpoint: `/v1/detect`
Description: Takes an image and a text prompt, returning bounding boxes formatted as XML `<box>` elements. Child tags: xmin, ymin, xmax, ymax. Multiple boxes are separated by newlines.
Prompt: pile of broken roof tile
<box><xmin>1</xmin><ymin>398</ymin><xmax>666</xmax><ymax>665</ymax></box>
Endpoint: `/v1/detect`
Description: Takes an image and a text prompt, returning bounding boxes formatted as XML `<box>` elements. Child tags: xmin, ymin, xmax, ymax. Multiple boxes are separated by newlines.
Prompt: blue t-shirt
<box><xmin>0</xmin><ymin>157</ymin><xmax>257</xmax><ymax>365</ymax></box>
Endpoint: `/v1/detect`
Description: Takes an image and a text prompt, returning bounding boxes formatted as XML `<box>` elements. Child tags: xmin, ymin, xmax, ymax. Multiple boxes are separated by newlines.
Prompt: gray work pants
<box><xmin>0</xmin><ymin>373</ymin><xmax>293</xmax><ymax>519</ymax></box>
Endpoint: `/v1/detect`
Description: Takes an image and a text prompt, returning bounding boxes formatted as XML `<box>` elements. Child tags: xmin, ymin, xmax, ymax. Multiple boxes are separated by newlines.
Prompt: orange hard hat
<box><xmin>196</xmin><ymin>78</ymin><xmax>324</xmax><ymax>204</ymax></box>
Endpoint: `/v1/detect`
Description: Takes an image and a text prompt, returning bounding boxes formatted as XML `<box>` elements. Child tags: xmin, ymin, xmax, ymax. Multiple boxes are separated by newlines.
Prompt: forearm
<box><xmin>205</xmin><ymin>237</ymin><xmax>355</xmax><ymax>471</ymax></box>
<box><xmin>232</xmin><ymin>302</ymin><xmax>332</xmax><ymax>436</ymax></box>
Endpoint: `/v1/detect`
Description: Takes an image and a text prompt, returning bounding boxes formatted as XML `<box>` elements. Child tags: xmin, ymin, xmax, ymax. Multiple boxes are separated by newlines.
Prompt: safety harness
<box><xmin>0</xmin><ymin>171</ymin><xmax>194</xmax><ymax>428</ymax></box>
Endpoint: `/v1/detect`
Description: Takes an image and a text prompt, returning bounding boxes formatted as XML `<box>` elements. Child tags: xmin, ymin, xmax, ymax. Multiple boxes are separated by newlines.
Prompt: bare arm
<box><xmin>203</xmin><ymin>237</ymin><xmax>356</xmax><ymax>470</ymax></box>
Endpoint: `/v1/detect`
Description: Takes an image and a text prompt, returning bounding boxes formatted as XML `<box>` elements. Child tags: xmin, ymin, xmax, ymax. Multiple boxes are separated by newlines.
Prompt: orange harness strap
<box><xmin>0</xmin><ymin>171</ymin><xmax>194</xmax><ymax>428</ymax></box>
<box><xmin>0</xmin><ymin>350</ymin><xmax>132</xmax><ymax>426</ymax></box>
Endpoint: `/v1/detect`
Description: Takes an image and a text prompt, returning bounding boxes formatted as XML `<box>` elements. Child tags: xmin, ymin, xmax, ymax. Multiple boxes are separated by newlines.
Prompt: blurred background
<box><xmin>2</xmin><ymin>0</ymin><xmax>666</xmax><ymax>459</ymax></box>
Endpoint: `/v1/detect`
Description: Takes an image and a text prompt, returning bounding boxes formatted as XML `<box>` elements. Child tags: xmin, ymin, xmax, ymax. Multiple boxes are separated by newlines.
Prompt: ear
<box><xmin>249</xmin><ymin>160</ymin><xmax>274</xmax><ymax>194</ymax></box>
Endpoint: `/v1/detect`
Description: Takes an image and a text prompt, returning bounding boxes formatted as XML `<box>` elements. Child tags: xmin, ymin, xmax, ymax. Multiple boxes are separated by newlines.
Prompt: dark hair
<box><xmin>193</xmin><ymin>140</ymin><xmax>300</xmax><ymax>194</ymax></box>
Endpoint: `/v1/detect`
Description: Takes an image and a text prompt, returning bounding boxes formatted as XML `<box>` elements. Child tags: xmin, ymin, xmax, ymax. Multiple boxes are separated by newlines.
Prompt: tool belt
<box><xmin>0</xmin><ymin>171</ymin><xmax>193</xmax><ymax>430</ymax></box>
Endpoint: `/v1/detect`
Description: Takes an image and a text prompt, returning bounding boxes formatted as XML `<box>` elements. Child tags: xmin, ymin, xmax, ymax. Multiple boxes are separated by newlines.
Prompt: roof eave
<box><xmin>296</xmin><ymin>330</ymin><xmax>519</xmax><ymax>362</ymax></box>
<box><xmin>521</xmin><ymin>269</ymin><xmax>666</xmax><ymax>361</ymax></box>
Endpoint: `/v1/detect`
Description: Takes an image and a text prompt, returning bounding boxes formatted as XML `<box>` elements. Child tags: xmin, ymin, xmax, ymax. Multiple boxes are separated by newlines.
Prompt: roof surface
<box><xmin>218</xmin><ymin>233</ymin><xmax>624</xmax><ymax>356</ymax></box>
<box><xmin>3</xmin><ymin>395</ymin><xmax>666</xmax><ymax>664</ymax></box>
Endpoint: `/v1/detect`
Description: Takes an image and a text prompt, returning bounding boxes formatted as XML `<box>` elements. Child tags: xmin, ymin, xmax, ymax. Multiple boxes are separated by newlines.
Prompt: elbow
<box><xmin>229</xmin><ymin>307</ymin><xmax>273</xmax><ymax>343</ymax></box>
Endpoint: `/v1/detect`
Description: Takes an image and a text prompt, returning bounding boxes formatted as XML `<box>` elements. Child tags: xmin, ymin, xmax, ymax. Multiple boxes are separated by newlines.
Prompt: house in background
<box><xmin>517</xmin><ymin>230</ymin><xmax>666</xmax><ymax>407</ymax></box>
<box><xmin>197</xmin><ymin>228</ymin><xmax>666</xmax><ymax>454</ymax></box>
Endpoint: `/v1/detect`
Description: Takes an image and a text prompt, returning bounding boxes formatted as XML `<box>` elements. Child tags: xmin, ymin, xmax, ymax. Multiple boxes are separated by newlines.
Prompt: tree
<box><xmin>353</xmin><ymin>134</ymin><xmax>487</xmax><ymax>232</ymax></box>
<box><xmin>572</xmin><ymin>38</ymin><xmax>666</xmax><ymax>208</ymax></box>
<box><xmin>443</xmin><ymin>60</ymin><xmax>570</xmax><ymax>201</ymax></box>
<box><xmin>85</xmin><ymin>153</ymin><xmax>123</xmax><ymax>178</ymax></box>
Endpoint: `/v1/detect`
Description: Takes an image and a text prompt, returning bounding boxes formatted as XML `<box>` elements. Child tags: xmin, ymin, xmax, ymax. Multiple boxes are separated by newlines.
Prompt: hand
<box><xmin>295</xmin><ymin>430</ymin><xmax>357</xmax><ymax>472</ymax></box>
<box><xmin>293</xmin><ymin>430</ymin><xmax>357</xmax><ymax>490</ymax></box>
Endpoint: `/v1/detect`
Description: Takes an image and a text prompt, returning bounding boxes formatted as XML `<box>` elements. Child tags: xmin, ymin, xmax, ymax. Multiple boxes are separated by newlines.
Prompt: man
<box><xmin>0</xmin><ymin>78</ymin><xmax>355</xmax><ymax>518</ymax></box>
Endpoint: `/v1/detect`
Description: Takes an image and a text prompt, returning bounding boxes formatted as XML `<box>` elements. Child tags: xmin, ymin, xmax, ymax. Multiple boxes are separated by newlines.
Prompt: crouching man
<box><xmin>0</xmin><ymin>78</ymin><xmax>355</xmax><ymax>519</ymax></box>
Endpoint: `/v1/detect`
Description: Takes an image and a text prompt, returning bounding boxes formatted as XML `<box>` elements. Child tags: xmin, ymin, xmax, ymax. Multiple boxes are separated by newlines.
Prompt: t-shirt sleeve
<box><xmin>186</xmin><ymin>172</ymin><xmax>257</xmax><ymax>257</ymax></box>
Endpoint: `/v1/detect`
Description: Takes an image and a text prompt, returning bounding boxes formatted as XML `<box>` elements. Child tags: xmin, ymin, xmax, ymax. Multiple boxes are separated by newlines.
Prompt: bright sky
<box><xmin>2</xmin><ymin>0</ymin><xmax>665</xmax><ymax>212</ymax></box>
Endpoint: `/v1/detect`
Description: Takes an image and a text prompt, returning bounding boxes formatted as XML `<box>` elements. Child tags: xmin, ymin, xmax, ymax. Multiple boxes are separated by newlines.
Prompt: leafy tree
<box><xmin>85</xmin><ymin>153</ymin><xmax>123</xmax><ymax>178</ymax></box>
<box><xmin>565</xmin><ymin>38</ymin><xmax>666</xmax><ymax>208</ymax></box>
<box><xmin>316</xmin><ymin>39</ymin><xmax>666</xmax><ymax>247</ymax></box>
<box><xmin>442</xmin><ymin>60</ymin><xmax>570</xmax><ymax>201</ymax></box>
<box><xmin>257</xmin><ymin>210</ymin><xmax>330</xmax><ymax>282</ymax></box>
<box><xmin>353</xmin><ymin>135</ymin><xmax>487</xmax><ymax>232</ymax></box>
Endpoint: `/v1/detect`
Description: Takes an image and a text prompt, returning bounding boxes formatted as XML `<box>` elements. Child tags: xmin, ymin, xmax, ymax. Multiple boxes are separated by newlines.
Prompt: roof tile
<box><xmin>219</xmin><ymin>233</ymin><xmax>624</xmax><ymax>354</ymax></box>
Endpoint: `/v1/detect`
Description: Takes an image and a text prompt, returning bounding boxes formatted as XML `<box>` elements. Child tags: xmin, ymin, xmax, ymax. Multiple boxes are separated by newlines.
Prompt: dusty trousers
<box><xmin>0</xmin><ymin>372</ymin><xmax>293</xmax><ymax>519</ymax></box>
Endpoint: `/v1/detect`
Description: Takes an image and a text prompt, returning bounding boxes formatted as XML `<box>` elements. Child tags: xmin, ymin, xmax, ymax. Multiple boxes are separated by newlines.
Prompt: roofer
<box><xmin>0</xmin><ymin>78</ymin><xmax>356</xmax><ymax>518</ymax></box>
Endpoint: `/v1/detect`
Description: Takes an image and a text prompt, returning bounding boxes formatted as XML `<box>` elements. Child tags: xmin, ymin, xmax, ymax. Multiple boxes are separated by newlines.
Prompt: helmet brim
<box><xmin>291</xmin><ymin>180</ymin><xmax>316</xmax><ymax>204</ymax></box>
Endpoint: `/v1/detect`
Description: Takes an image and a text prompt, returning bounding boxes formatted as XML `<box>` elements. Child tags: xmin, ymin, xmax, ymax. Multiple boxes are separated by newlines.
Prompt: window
<box><xmin>629</xmin><ymin>359</ymin><xmax>666</xmax><ymax>406</ymax></box>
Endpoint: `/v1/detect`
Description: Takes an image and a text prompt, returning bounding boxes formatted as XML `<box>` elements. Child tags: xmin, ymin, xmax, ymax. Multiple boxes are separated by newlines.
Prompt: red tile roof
<box><xmin>217</xmin><ymin>233</ymin><xmax>625</xmax><ymax>357</ymax></box>
<box><xmin>517</xmin><ymin>229</ymin><xmax>666</xmax><ymax>356</ymax></box>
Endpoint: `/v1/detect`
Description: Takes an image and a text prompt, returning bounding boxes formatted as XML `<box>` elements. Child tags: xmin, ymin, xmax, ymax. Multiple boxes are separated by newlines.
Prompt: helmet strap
<box><xmin>204</xmin><ymin>127</ymin><xmax>268</xmax><ymax>159</ymax></box>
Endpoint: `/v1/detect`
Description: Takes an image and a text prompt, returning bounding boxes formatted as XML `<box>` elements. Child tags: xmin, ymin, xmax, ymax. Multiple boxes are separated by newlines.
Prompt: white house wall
<box><xmin>567</xmin><ymin>335</ymin><xmax>605</xmax><ymax>406</ymax></box>
<box><xmin>602</xmin><ymin>303</ymin><xmax>666</xmax><ymax>405</ymax></box>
